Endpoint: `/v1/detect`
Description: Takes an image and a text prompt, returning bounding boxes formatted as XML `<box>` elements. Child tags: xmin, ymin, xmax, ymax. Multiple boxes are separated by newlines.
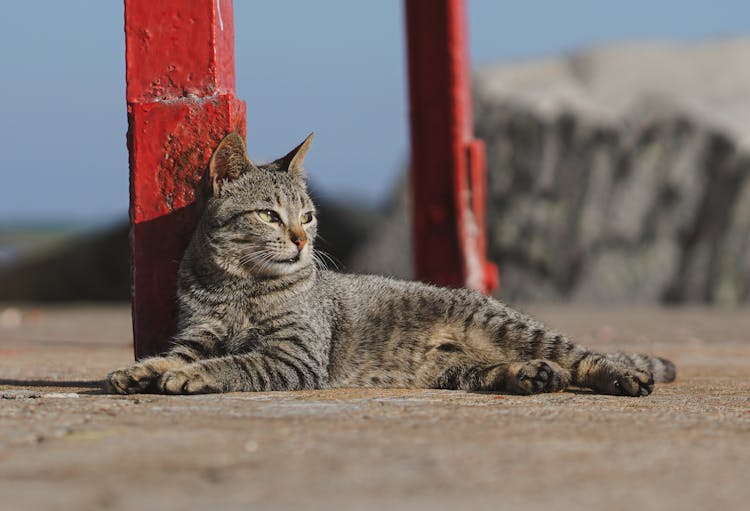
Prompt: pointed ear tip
<box><xmin>224</xmin><ymin>131</ymin><xmax>245</xmax><ymax>145</ymax></box>
<box><xmin>213</xmin><ymin>132</ymin><xmax>248</xmax><ymax>161</ymax></box>
<box><xmin>210</xmin><ymin>131</ymin><xmax>251</xmax><ymax>182</ymax></box>
<box><xmin>212</xmin><ymin>131</ymin><xmax>243</xmax><ymax>149</ymax></box>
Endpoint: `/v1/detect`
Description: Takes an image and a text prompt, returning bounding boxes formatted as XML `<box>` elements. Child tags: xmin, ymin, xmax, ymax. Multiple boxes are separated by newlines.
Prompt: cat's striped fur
<box><xmin>107</xmin><ymin>133</ymin><xmax>675</xmax><ymax>397</ymax></box>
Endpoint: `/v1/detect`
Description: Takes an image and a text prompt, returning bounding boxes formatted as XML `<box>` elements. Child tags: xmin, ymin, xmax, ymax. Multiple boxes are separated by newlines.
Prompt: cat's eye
<box><xmin>301</xmin><ymin>212</ymin><xmax>314</xmax><ymax>224</ymax></box>
<box><xmin>258</xmin><ymin>210</ymin><xmax>281</xmax><ymax>223</ymax></box>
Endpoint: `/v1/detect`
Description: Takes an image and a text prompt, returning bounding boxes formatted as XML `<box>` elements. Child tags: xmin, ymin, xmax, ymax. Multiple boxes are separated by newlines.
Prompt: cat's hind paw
<box><xmin>511</xmin><ymin>360</ymin><xmax>570</xmax><ymax>395</ymax></box>
<box><xmin>607</xmin><ymin>368</ymin><xmax>654</xmax><ymax>397</ymax></box>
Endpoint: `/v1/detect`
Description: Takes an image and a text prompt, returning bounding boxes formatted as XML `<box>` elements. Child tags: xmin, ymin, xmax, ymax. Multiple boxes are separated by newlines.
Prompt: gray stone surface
<box><xmin>1</xmin><ymin>304</ymin><xmax>749</xmax><ymax>511</ymax></box>
<box><xmin>353</xmin><ymin>40</ymin><xmax>750</xmax><ymax>304</ymax></box>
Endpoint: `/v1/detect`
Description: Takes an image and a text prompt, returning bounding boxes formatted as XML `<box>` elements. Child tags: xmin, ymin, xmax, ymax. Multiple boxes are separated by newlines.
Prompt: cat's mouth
<box><xmin>274</xmin><ymin>254</ymin><xmax>300</xmax><ymax>264</ymax></box>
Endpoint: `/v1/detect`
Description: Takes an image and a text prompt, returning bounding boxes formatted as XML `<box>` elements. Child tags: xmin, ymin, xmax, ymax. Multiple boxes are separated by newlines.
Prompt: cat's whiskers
<box><xmin>313</xmin><ymin>249</ymin><xmax>341</xmax><ymax>271</ymax></box>
<box><xmin>240</xmin><ymin>250</ymin><xmax>273</xmax><ymax>266</ymax></box>
<box><xmin>312</xmin><ymin>252</ymin><xmax>328</xmax><ymax>271</ymax></box>
<box><xmin>239</xmin><ymin>248</ymin><xmax>277</xmax><ymax>272</ymax></box>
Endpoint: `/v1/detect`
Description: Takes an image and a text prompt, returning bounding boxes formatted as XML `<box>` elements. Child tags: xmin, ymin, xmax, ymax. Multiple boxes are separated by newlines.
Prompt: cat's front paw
<box><xmin>106</xmin><ymin>364</ymin><xmax>161</xmax><ymax>394</ymax></box>
<box><xmin>512</xmin><ymin>360</ymin><xmax>570</xmax><ymax>395</ymax></box>
<box><xmin>159</xmin><ymin>366</ymin><xmax>221</xmax><ymax>395</ymax></box>
<box><xmin>105</xmin><ymin>357</ymin><xmax>186</xmax><ymax>394</ymax></box>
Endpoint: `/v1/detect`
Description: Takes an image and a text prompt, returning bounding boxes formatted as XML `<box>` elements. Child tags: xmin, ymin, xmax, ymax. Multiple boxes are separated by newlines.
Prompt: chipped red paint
<box><xmin>405</xmin><ymin>0</ymin><xmax>498</xmax><ymax>293</ymax></box>
<box><xmin>126</xmin><ymin>0</ymin><xmax>246</xmax><ymax>359</ymax></box>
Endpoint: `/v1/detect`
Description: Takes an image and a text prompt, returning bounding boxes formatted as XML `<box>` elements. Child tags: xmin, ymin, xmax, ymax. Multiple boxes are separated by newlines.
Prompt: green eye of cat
<box><xmin>301</xmin><ymin>212</ymin><xmax>314</xmax><ymax>224</ymax></box>
<box><xmin>258</xmin><ymin>210</ymin><xmax>280</xmax><ymax>223</ymax></box>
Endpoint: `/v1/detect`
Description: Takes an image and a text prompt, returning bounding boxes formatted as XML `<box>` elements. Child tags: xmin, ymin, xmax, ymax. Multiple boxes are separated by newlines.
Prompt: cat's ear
<box><xmin>209</xmin><ymin>132</ymin><xmax>259</xmax><ymax>196</ymax></box>
<box><xmin>276</xmin><ymin>133</ymin><xmax>314</xmax><ymax>179</ymax></box>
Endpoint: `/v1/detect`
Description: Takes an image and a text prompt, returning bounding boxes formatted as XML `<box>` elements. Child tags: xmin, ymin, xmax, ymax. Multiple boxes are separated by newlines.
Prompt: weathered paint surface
<box><xmin>125</xmin><ymin>0</ymin><xmax>237</xmax><ymax>103</ymax></box>
<box><xmin>404</xmin><ymin>0</ymin><xmax>498</xmax><ymax>293</ymax></box>
<box><xmin>126</xmin><ymin>0</ymin><xmax>246</xmax><ymax>359</ymax></box>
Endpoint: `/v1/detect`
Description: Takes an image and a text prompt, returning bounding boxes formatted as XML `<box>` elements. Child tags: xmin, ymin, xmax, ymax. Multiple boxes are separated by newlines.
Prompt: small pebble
<box><xmin>1</xmin><ymin>390</ymin><xmax>41</xmax><ymax>399</ymax></box>
<box><xmin>1</xmin><ymin>390</ymin><xmax>80</xmax><ymax>399</ymax></box>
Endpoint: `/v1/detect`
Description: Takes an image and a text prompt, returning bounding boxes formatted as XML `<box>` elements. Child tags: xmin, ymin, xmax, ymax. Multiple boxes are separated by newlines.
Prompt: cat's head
<box><xmin>202</xmin><ymin>132</ymin><xmax>318</xmax><ymax>278</ymax></box>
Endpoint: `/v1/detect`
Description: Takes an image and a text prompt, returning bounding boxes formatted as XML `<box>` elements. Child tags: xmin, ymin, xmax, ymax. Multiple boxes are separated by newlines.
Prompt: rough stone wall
<box><xmin>352</xmin><ymin>40</ymin><xmax>750</xmax><ymax>304</ymax></box>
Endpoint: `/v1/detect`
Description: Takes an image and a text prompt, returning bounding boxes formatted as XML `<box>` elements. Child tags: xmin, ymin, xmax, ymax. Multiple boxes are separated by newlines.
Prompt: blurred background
<box><xmin>1</xmin><ymin>0</ymin><xmax>750</xmax><ymax>304</ymax></box>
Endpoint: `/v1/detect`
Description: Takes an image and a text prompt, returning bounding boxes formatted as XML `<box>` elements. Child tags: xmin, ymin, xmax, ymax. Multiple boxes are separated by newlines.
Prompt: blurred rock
<box><xmin>353</xmin><ymin>40</ymin><xmax>750</xmax><ymax>304</ymax></box>
<box><xmin>0</xmin><ymin>223</ymin><xmax>130</xmax><ymax>301</ymax></box>
<box><xmin>349</xmin><ymin>174</ymin><xmax>412</xmax><ymax>279</ymax></box>
<box><xmin>311</xmin><ymin>189</ymin><xmax>380</xmax><ymax>272</ymax></box>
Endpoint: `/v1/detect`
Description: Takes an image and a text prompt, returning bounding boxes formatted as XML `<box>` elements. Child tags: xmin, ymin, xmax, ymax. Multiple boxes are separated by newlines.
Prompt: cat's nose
<box><xmin>290</xmin><ymin>233</ymin><xmax>307</xmax><ymax>251</ymax></box>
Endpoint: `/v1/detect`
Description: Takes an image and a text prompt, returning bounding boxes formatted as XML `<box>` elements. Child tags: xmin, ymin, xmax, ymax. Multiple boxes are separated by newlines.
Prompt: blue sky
<box><xmin>1</xmin><ymin>1</ymin><xmax>749</xmax><ymax>223</ymax></box>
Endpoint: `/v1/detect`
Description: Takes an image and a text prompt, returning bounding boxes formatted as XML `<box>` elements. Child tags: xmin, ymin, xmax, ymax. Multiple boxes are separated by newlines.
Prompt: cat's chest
<box><xmin>219</xmin><ymin>296</ymin><xmax>315</xmax><ymax>335</ymax></box>
<box><xmin>219</xmin><ymin>303</ymin><xmax>264</xmax><ymax>333</ymax></box>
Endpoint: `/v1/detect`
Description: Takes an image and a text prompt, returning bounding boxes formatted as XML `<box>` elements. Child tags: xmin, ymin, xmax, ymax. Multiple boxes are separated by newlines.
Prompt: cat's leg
<box><xmin>489</xmin><ymin>320</ymin><xmax>656</xmax><ymax>396</ymax></box>
<box><xmin>569</xmin><ymin>353</ymin><xmax>654</xmax><ymax>397</ymax></box>
<box><xmin>105</xmin><ymin>326</ymin><xmax>223</xmax><ymax>394</ymax></box>
<box><xmin>423</xmin><ymin>352</ymin><xmax>570</xmax><ymax>395</ymax></box>
<box><xmin>505</xmin><ymin>329</ymin><xmax>656</xmax><ymax>397</ymax></box>
<box><xmin>158</xmin><ymin>345</ymin><xmax>325</xmax><ymax>394</ymax></box>
<box><xmin>458</xmin><ymin>302</ymin><xmax>659</xmax><ymax>396</ymax></box>
<box><xmin>603</xmin><ymin>352</ymin><xmax>676</xmax><ymax>383</ymax></box>
<box><xmin>106</xmin><ymin>356</ymin><xmax>188</xmax><ymax>394</ymax></box>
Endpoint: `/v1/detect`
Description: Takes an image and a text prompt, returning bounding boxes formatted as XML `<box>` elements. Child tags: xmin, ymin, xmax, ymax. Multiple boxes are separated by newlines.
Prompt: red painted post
<box><xmin>125</xmin><ymin>0</ymin><xmax>246</xmax><ymax>359</ymax></box>
<box><xmin>404</xmin><ymin>0</ymin><xmax>498</xmax><ymax>293</ymax></box>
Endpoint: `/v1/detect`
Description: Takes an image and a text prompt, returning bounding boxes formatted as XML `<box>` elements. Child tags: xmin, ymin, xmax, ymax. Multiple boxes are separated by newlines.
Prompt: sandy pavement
<box><xmin>0</xmin><ymin>304</ymin><xmax>748</xmax><ymax>511</ymax></box>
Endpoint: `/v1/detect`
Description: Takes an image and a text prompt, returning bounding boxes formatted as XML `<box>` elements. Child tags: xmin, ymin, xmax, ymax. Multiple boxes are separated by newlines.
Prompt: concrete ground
<box><xmin>0</xmin><ymin>304</ymin><xmax>748</xmax><ymax>511</ymax></box>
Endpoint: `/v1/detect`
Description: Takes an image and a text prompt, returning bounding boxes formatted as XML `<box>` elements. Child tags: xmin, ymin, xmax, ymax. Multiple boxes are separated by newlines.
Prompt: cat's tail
<box><xmin>604</xmin><ymin>352</ymin><xmax>676</xmax><ymax>383</ymax></box>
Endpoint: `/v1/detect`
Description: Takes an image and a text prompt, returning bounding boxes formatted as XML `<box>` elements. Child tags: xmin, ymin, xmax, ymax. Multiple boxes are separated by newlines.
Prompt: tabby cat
<box><xmin>107</xmin><ymin>133</ymin><xmax>675</xmax><ymax>397</ymax></box>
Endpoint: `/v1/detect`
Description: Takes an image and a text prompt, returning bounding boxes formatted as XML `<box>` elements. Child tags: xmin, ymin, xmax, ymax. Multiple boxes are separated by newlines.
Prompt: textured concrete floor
<box><xmin>0</xmin><ymin>304</ymin><xmax>748</xmax><ymax>511</ymax></box>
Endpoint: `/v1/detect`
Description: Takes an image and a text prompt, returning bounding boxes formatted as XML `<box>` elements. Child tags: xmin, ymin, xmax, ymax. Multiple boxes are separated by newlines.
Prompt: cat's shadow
<box><xmin>0</xmin><ymin>379</ymin><xmax>596</xmax><ymax>398</ymax></box>
<box><xmin>0</xmin><ymin>378</ymin><xmax>106</xmax><ymax>395</ymax></box>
